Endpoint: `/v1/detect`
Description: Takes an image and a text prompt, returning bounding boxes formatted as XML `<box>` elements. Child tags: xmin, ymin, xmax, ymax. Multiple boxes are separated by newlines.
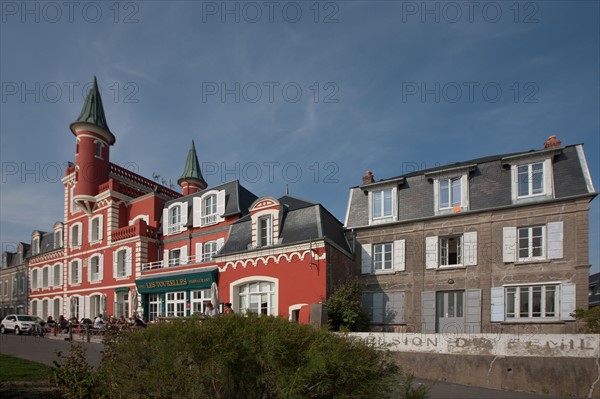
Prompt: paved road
<box><xmin>0</xmin><ymin>334</ymin><xmax>585</xmax><ymax>399</ymax></box>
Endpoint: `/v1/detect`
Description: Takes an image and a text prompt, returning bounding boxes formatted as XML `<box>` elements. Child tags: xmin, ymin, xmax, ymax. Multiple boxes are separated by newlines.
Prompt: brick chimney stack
<box><xmin>544</xmin><ymin>135</ymin><xmax>562</xmax><ymax>148</ymax></box>
<box><xmin>362</xmin><ymin>170</ymin><xmax>374</xmax><ymax>185</ymax></box>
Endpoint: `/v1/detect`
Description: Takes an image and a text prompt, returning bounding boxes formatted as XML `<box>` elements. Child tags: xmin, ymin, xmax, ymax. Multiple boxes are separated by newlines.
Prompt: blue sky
<box><xmin>1</xmin><ymin>1</ymin><xmax>598</xmax><ymax>272</ymax></box>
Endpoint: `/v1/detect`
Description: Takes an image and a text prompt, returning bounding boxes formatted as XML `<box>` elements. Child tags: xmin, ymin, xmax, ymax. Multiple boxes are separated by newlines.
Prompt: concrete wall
<box><xmin>351</xmin><ymin>332</ymin><xmax>600</xmax><ymax>398</ymax></box>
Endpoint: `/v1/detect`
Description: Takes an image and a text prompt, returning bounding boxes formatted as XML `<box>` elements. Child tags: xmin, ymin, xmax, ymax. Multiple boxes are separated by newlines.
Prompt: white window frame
<box><xmin>190</xmin><ymin>289</ymin><xmax>212</xmax><ymax>315</ymax></box>
<box><xmin>54</xmin><ymin>230</ymin><xmax>62</xmax><ymax>249</ymax></box>
<box><xmin>88</xmin><ymin>254</ymin><xmax>103</xmax><ymax>282</ymax></box>
<box><xmin>42</xmin><ymin>266</ymin><xmax>50</xmax><ymax>288</ymax></box>
<box><xmin>372</xmin><ymin>189</ymin><xmax>393</xmax><ymax>219</ymax></box>
<box><xmin>505</xmin><ymin>284</ymin><xmax>559</xmax><ymax>320</ymax></box>
<box><xmin>258</xmin><ymin>216</ymin><xmax>273</xmax><ymax>247</ymax></box>
<box><xmin>169</xmin><ymin>248</ymin><xmax>181</xmax><ymax>267</ymax></box>
<box><xmin>439</xmin><ymin>235</ymin><xmax>463</xmax><ymax>267</ymax></box>
<box><xmin>509</xmin><ymin>157</ymin><xmax>554</xmax><ymax>203</ymax></box>
<box><xmin>193</xmin><ymin>190</ymin><xmax>226</xmax><ymax>227</ymax></box>
<box><xmin>426</xmin><ymin>232</ymin><xmax>477</xmax><ymax>269</ymax></box>
<box><xmin>203</xmin><ymin>241</ymin><xmax>219</xmax><ymax>262</ymax></box>
<box><xmin>70</xmin><ymin>223</ymin><xmax>82</xmax><ymax>248</ymax></box>
<box><xmin>517</xmin><ymin>162</ymin><xmax>544</xmax><ymax>198</ymax></box>
<box><xmin>113</xmin><ymin>247</ymin><xmax>132</xmax><ymax>278</ymax></box>
<box><xmin>89</xmin><ymin>215</ymin><xmax>103</xmax><ymax>243</ymax></box>
<box><xmin>166</xmin><ymin>291</ymin><xmax>186</xmax><ymax>317</ymax></box>
<box><xmin>31</xmin><ymin>269</ymin><xmax>38</xmax><ymax>290</ymax></box>
<box><xmin>53</xmin><ymin>264</ymin><xmax>62</xmax><ymax>288</ymax></box>
<box><xmin>517</xmin><ymin>225</ymin><xmax>546</xmax><ymax>261</ymax></box>
<box><xmin>94</xmin><ymin>140</ymin><xmax>104</xmax><ymax>159</ymax></box>
<box><xmin>164</xmin><ymin>202</ymin><xmax>188</xmax><ymax>236</ymax></box>
<box><xmin>32</xmin><ymin>237</ymin><xmax>40</xmax><ymax>255</ymax></box>
<box><xmin>373</xmin><ymin>243</ymin><xmax>393</xmax><ymax>272</ymax></box>
<box><xmin>69</xmin><ymin>259</ymin><xmax>82</xmax><ymax>285</ymax></box>
<box><xmin>148</xmin><ymin>293</ymin><xmax>162</xmax><ymax>321</ymax></box>
<box><xmin>434</xmin><ymin>174</ymin><xmax>469</xmax><ymax>213</ymax></box>
<box><xmin>231</xmin><ymin>276</ymin><xmax>279</xmax><ymax>317</ymax></box>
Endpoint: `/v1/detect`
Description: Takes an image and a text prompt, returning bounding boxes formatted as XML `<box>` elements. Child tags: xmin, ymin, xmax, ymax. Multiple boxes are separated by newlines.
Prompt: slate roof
<box><xmin>590</xmin><ymin>272</ymin><xmax>600</xmax><ymax>307</ymax></box>
<box><xmin>178</xmin><ymin>140</ymin><xmax>206</xmax><ymax>186</ymax></box>
<box><xmin>24</xmin><ymin>229</ymin><xmax>62</xmax><ymax>259</ymax></box>
<box><xmin>346</xmin><ymin>144</ymin><xmax>596</xmax><ymax>228</ymax></box>
<box><xmin>162</xmin><ymin>180</ymin><xmax>258</xmax><ymax>229</ymax></box>
<box><xmin>2</xmin><ymin>243</ymin><xmax>29</xmax><ymax>268</ymax></box>
<box><xmin>218</xmin><ymin>195</ymin><xmax>350</xmax><ymax>256</ymax></box>
<box><xmin>70</xmin><ymin>76</ymin><xmax>114</xmax><ymax>143</ymax></box>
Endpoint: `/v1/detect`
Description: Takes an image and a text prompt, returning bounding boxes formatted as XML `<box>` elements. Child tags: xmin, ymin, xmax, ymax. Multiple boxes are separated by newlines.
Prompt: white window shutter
<box><xmin>181</xmin><ymin>203</ymin><xmax>188</xmax><ymax>227</ymax></box>
<box><xmin>77</xmin><ymin>225</ymin><xmax>82</xmax><ymax>247</ymax></box>
<box><xmin>180</xmin><ymin>246</ymin><xmax>188</xmax><ymax>265</ymax></box>
<box><xmin>547</xmin><ymin>221</ymin><xmax>563</xmax><ymax>259</ymax></box>
<box><xmin>98</xmin><ymin>254</ymin><xmax>104</xmax><ymax>281</ymax></box>
<box><xmin>113</xmin><ymin>251</ymin><xmax>118</xmax><ymax>278</ymax></box>
<box><xmin>490</xmin><ymin>287</ymin><xmax>505</xmax><ymax>322</ymax></box>
<box><xmin>88</xmin><ymin>218</ymin><xmax>92</xmax><ymax>242</ymax></box>
<box><xmin>195</xmin><ymin>242</ymin><xmax>203</xmax><ymax>263</ymax></box>
<box><xmin>502</xmin><ymin>227</ymin><xmax>517</xmax><ymax>263</ymax></box>
<box><xmin>126</xmin><ymin>247</ymin><xmax>133</xmax><ymax>277</ymax></box>
<box><xmin>162</xmin><ymin>209</ymin><xmax>169</xmax><ymax>235</ymax></box>
<box><xmin>193</xmin><ymin>197</ymin><xmax>202</xmax><ymax>227</ymax></box>
<box><xmin>393</xmin><ymin>239</ymin><xmax>405</xmax><ymax>272</ymax></box>
<box><xmin>217</xmin><ymin>190</ymin><xmax>226</xmax><ymax>217</ymax></box>
<box><xmin>77</xmin><ymin>262</ymin><xmax>82</xmax><ymax>284</ymax></box>
<box><xmin>560</xmin><ymin>283</ymin><xmax>576</xmax><ymax>320</ymax></box>
<box><xmin>68</xmin><ymin>263</ymin><xmax>73</xmax><ymax>284</ymax></box>
<box><xmin>37</xmin><ymin>269</ymin><xmax>42</xmax><ymax>289</ymax></box>
<box><xmin>59</xmin><ymin>265</ymin><xmax>63</xmax><ymax>286</ymax></box>
<box><xmin>98</xmin><ymin>215</ymin><xmax>104</xmax><ymax>241</ymax></box>
<box><xmin>463</xmin><ymin>231</ymin><xmax>478</xmax><ymax>266</ymax></box>
<box><xmin>425</xmin><ymin>236</ymin><xmax>438</xmax><ymax>269</ymax></box>
<box><xmin>48</xmin><ymin>267</ymin><xmax>53</xmax><ymax>287</ymax></box>
<box><xmin>216</xmin><ymin>237</ymin><xmax>225</xmax><ymax>252</ymax></box>
<box><xmin>361</xmin><ymin>243</ymin><xmax>372</xmax><ymax>274</ymax></box>
<box><xmin>163</xmin><ymin>250</ymin><xmax>169</xmax><ymax>267</ymax></box>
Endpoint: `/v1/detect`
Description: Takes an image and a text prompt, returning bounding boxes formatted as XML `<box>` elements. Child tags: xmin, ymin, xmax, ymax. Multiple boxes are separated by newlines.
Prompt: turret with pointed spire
<box><xmin>70</xmin><ymin>77</ymin><xmax>115</xmax><ymax>215</ymax></box>
<box><xmin>178</xmin><ymin>140</ymin><xmax>207</xmax><ymax>195</ymax></box>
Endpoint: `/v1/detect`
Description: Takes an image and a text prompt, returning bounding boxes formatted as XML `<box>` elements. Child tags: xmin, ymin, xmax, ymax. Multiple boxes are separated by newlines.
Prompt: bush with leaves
<box><xmin>59</xmin><ymin>314</ymin><xmax>427</xmax><ymax>399</ymax></box>
<box><xmin>52</xmin><ymin>344</ymin><xmax>97</xmax><ymax>399</ymax></box>
<box><xmin>572</xmin><ymin>306</ymin><xmax>600</xmax><ymax>333</ymax></box>
<box><xmin>326</xmin><ymin>278</ymin><xmax>370</xmax><ymax>331</ymax></box>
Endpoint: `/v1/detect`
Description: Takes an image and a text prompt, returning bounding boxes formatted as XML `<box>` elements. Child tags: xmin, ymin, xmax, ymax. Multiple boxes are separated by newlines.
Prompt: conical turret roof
<box><xmin>70</xmin><ymin>76</ymin><xmax>115</xmax><ymax>144</ymax></box>
<box><xmin>178</xmin><ymin>140</ymin><xmax>206</xmax><ymax>186</ymax></box>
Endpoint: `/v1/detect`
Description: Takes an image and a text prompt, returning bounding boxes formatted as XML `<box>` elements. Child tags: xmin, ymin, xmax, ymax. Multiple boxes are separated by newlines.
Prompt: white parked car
<box><xmin>0</xmin><ymin>314</ymin><xmax>40</xmax><ymax>335</ymax></box>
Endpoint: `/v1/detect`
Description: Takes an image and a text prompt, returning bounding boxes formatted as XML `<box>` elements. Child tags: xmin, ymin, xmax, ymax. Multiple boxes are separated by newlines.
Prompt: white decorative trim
<box><xmin>576</xmin><ymin>144</ymin><xmax>596</xmax><ymax>193</ymax></box>
<box><xmin>288</xmin><ymin>304</ymin><xmax>308</xmax><ymax>321</ymax></box>
<box><xmin>221</xmin><ymin>248</ymin><xmax>325</xmax><ymax>271</ymax></box>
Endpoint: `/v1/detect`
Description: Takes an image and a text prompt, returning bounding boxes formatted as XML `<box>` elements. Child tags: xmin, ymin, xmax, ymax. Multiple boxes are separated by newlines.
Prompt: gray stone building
<box><xmin>0</xmin><ymin>243</ymin><xmax>30</xmax><ymax>317</ymax></box>
<box><xmin>344</xmin><ymin>138</ymin><xmax>596</xmax><ymax>334</ymax></box>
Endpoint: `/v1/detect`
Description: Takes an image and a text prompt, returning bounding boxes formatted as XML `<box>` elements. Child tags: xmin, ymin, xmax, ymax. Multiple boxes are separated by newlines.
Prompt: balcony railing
<box><xmin>109</xmin><ymin>163</ymin><xmax>181</xmax><ymax>199</ymax></box>
<box><xmin>111</xmin><ymin>220</ymin><xmax>158</xmax><ymax>243</ymax></box>
<box><xmin>141</xmin><ymin>255</ymin><xmax>212</xmax><ymax>271</ymax></box>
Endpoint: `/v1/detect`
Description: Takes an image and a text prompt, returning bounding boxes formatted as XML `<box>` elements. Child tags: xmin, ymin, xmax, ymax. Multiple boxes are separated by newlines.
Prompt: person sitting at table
<box><xmin>59</xmin><ymin>315</ymin><xmax>69</xmax><ymax>332</ymax></box>
<box><xmin>46</xmin><ymin>315</ymin><xmax>56</xmax><ymax>327</ymax></box>
<box><xmin>117</xmin><ymin>315</ymin><xmax>127</xmax><ymax>326</ymax></box>
<box><xmin>93</xmin><ymin>314</ymin><xmax>104</xmax><ymax>329</ymax></box>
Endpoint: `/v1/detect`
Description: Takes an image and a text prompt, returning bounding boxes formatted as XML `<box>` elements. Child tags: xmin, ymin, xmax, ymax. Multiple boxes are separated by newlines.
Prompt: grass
<box><xmin>0</xmin><ymin>354</ymin><xmax>58</xmax><ymax>398</ymax></box>
<box><xmin>0</xmin><ymin>354</ymin><xmax>53</xmax><ymax>381</ymax></box>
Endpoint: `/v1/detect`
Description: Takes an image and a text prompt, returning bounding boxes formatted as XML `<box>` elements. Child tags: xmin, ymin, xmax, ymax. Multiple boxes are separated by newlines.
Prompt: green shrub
<box><xmin>326</xmin><ymin>278</ymin><xmax>370</xmax><ymax>332</ymax></box>
<box><xmin>52</xmin><ymin>344</ymin><xmax>97</xmax><ymax>399</ymax></box>
<box><xmin>572</xmin><ymin>306</ymin><xmax>600</xmax><ymax>333</ymax></box>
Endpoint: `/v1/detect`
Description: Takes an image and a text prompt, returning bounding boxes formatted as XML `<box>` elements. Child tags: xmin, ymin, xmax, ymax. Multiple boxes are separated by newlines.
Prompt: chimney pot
<box><xmin>544</xmin><ymin>135</ymin><xmax>561</xmax><ymax>148</ymax></box>
<box><xmin>362</xmin><ymin>170</ymin><xmax>374</xmax><ymax>185</ymax></box>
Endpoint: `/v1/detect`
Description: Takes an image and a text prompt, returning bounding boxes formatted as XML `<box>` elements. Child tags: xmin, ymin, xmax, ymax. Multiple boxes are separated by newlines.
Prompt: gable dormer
<box><xmin>249</xmin><ymin>197</ymin><xmax>283</xmax><ymax>248</ymax></box>
<box><xmin>31</xmin><ymin>231</ymin><xmax>42</xmax><ymax>256</ymax></box>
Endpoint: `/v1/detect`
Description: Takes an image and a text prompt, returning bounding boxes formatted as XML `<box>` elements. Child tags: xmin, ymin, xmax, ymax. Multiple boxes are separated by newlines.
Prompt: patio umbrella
<box><xmin>131</xmin><ymin>288</ymin><xmax>138</xmax><ymax>317</ymax></box>
<box><xmin>70</xmin><ymin>297</ymin><xmax>76</xmax><ymax>318</ymax></box>
<box><xmin>210</xmin><ymin>282</ymin><xmax>219</xmax><ymax>308</ymax></box>
<box><xmin>101</xmin><ymin>294</ymin><xmax>107</xmax><ymax>318</ymax></box>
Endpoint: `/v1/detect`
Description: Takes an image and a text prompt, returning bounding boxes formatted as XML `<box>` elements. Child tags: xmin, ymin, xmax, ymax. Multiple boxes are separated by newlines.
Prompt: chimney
<box><xmin>362</xmin><ymin>170</ymin><xmax>374</xmax><ymax>185</ymax></box>
<box><xmin>544</xmin><ymin>135</ymin><xmax>561</xmax><ymax>148</ymax></box>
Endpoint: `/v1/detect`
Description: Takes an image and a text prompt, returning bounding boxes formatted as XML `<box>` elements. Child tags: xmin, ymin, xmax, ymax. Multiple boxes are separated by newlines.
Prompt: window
<box><xmin>42</xmin><ymin>267</ymin><xmax>49</xmax><ymax>288</ymax></box>
<box><xmin>166</xmin><ymin>291</ymin><xmax>186</xmax><ymax>317</ymax></box>
<box><xmin>518</xmin><ymin>226</ymin><xmax>545</xmax><ymax>260</ymax></box>
<box><xmin>70</xmin><ymin>224</ymin><xmax>81</xmax><ymax>247</ymax></box>
<box><xmin>259</xmin><ymin>216</ymin><xmax>273</xmax><ymax>247</ymax></box>
<box><xmin>53</xmin><ymin>298</ymin><xmax>61</xmax><ymax>321</ymax></box>
<box><xmin>89</xmin><ymin>294</ymin><xmax>101</xmax><ymax>318</ymax></box>
<box><xmin>114</xmin><ymin>292</ymin><xmax>129</xmax><ymax>318</ymax></box>
<box><xmin>90</xmin><ymin>216</ymin><xmax>102</xmax><ymax>242</ymax></box>
<box><xmin>95</xmin><ymin>141</ymin><xmax>103</xmax><ymax>158</ymax></box>
<box><xmin>439</xmin><ymin>178</ymin><xmax>461</xmax><ymax>209</ymax></box>
<box><xmin>363</xmin><ymin>291</ymin><xmax>405</xmax><ymax>324</ymax></box>
<box><xmin>148</xmin><ymin>293</ymin><xmax>162</xmax><ymax>321</ymax></box>
<box><xmin>31</xmin><ymin>301</ymin><xmax>38</xmax><ymax>317</ymax></box>
<box><xmin>518</xmin><ymin>162</ymin><xmax>544</xmax><ymax>197</ymax></box>
<box><xmin>12</xmin><ymin>277</ymin><xmax>17</xmax><ymax>298</ymax></box>
<box><xmin>53</xmin><ymin>264</ymin><xmax>62</xmax><ymax>287</ymax></box>
<box><xmin>238</xmin><ymin>281</ymin><xmax>275</xmax><ymax>316</ymax></box>
<box><xmin>114</xmin><ymin>249</ymin><xmax>131</xmax><ymax>278</ymax></box>
<box><xmin>31</xmin><ymin>270</ymin><xmax>38</xmax><ymax>290</ymax></box>
<box><xmin>54</xmin><ymin>230</ymin><xmax>62</xmax><ymax>249</ymax></box>
<box><xmin>191</xmin><ymin>290</ymin><xmax>211</xmax><ymax>315</ymax></box>
<box><xmin>70</xmin><ymin>260</ymin><xmax>81</xmax><ymax>284</ymax></box>
<box><xmin>373</xmin><ymin>243</ymin><xmax>393</xmax><ymax>271</ymax></box>
<box><xmin>3</xmin><ymin>280</ymin><xmax>8</xmax><ymax>296</ymax></box>
<box><xmin>202</xmin><ymin>194</ymin><xmax>218</xmax><ymax>225</ymax></box>
<box><xmin>440</xmin><ymin>236</ymin><xmax>462</xmax><ymax>266</ymax></box>
<box><xmin>169</xmin><ymin>249</ymin><xmax>181</xmax><ymax>267</ymax></box>
<box><xmin>32</xmin><ymin>237</ymin><xmax>40</xmax><ymax>255</ymax></box>
<box><xmin>203</xmin><ymin>242</ymin><xmax>218</xmax><ymax>262</ymax></box>
<box><xmin>426</xmin><ymin>232</ymin><xmax>477</xmax><ymax>269</ymax></box>
<box><xmin>506</xmin><ymin>285</ymin><xmax>557</xmax><ymax>319</ymax></box>
<box><xmin>89</xmin><ymin>256</ymin><xmax>101</xmax><ymax>282</ymax></box>
<box><xmin>70</xmin><ymin>297</ymin><xmax>80</xmax><ymax>319</ymax></box>
<box><xmin>168</xmin><ymin>205</ymin><xmax>182</xmax><ymax>235</ymax></box>
<box><xmin>19</xmin><ymin>276</ymin><xmax>25</xmax><ymax>294</ymax></box>
<box><xmin>373</xmin><ymin>189</ymin><xmax>393</xmax><ymax>219</ymax></box>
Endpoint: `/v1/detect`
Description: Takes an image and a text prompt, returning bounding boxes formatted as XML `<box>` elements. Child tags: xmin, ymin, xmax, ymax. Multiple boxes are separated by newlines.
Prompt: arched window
<box><xmin>237</xmin><ymin>281</ymin><xmax>276</xmax><ymax>316</ymax></box>
<box><xmin>168</xmin><ymin>206</ymin><xmax>181</xmax><ymax>234</ymax></box>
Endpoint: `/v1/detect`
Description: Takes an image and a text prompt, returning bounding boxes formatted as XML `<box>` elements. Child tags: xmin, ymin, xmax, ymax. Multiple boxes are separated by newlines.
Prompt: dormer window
<box><xmin>428</xmin><ymin>167</ymin><xmax>472</xmax><ymax>214</ymax></box>
<box><xmin>373</xmin><ymin>189</ymin><xmax>392</xmax><ymax>219</ymax></box>
<box><xmin>170</xmin><ymin>206</ymin><xmax>181</xmax><ymax>232</ymax></box>
<box><xmin>203</xmin><ymin>194</ymin><xmax>218</xmax><ymax>225</ymax></box>
<box><xmin>164</xmin><ymin>202</ymin><xmax>188</xmax><ymax>236</ymax></box>
<box><xmin>32</xmin><ymin>237</ymin><xmax>40</xmax><ymax>255</ymax></box>
<box><xmin>259</xmin><ymin>216</ymin><xmax>273</xmax><ymax>247</ymax></box>
<box><xmin>54</xmin><ymin>230</ymin><xmax>62</xmax><ymax>249</ymax></box>
<box><xmin>517</xmin><ymin>162</ymin><xmax>544</xmax><ymax>197</ymax></box>
<box><xmin>193</xmin><ymin>190</ymin><xmax>226</xmax><ymax>227</ymax></box>
<box><xmin>439</xmin><ymin>177</ymin><xmax>462</xmax><ymax>209</ymax></box>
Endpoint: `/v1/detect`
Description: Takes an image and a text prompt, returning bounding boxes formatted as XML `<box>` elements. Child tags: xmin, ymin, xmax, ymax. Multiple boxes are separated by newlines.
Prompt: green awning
<box><xmin>135</xmin><ymin>268</ymin><xmax>218</xmax><ymax>294</ymax></box>
<box><xmin>114</xmin><ymin>287</ymin><xmax>130</xmax><ymax>293</ymax></box>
